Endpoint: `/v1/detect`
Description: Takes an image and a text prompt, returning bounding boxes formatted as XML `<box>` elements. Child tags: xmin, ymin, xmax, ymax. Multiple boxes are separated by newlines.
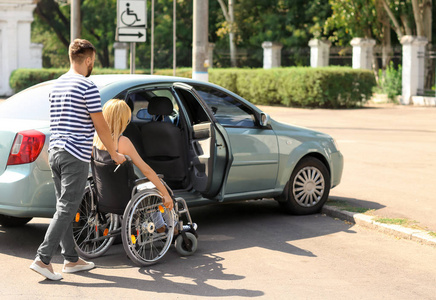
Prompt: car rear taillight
<box><xmin>7</xmin><ymin>130</ymin><xmax>46</xmax><ymax>165</ymax></box>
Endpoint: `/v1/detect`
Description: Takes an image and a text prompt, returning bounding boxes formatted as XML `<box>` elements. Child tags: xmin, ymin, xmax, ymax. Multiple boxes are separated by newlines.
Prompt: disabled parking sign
<box><xmin>116</xmin><ymin>0</ymin><xmax>147</xmax><ymax>42</ymax></box>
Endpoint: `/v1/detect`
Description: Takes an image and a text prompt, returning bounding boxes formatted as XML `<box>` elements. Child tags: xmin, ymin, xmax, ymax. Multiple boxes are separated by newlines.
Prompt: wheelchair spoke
<box><xmin>123</xmin><ymin>191</ymin><xmax>174</xmax><ymax>266</ymax></box>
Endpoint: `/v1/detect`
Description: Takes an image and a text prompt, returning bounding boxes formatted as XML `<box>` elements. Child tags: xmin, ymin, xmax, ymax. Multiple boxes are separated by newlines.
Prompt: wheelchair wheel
<box><xmin>175</xmin><ymin>232</ymin><xmax>198</xmax><ymax>256</ymax></box>
<box><xmin>73</xmin><ymin>179</ymin><xmax>118</xmax><ymax>258</ymax></box>
<box><xmin>121</xmin><ymin>190</ymin><xmax>174</xmax><ymax>266</ymax></box>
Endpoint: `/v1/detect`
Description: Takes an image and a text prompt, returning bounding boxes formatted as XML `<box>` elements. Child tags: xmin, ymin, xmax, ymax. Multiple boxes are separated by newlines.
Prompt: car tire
<box><xmin>0</xmin><ymin>214</ymin><xmax>33</xmax><ymax>227</ymax></box>
<box><xmin>278</xmin><ymin>157</ymin><xmax>330</xmax><ymax>215</ymax></box>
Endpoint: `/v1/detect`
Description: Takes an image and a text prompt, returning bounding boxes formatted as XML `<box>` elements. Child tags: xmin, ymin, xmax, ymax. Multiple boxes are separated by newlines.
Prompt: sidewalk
<box><xmin>322</xmin><ymin>205</ymin><xmax>436</xmax><ymax>247</ymax></box>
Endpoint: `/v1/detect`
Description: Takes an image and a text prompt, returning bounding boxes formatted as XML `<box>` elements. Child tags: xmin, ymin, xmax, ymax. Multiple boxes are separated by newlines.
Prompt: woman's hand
<box><xmin>163</xmin><ymin>194</ymin><xmax>174</xmax><ymax>210</ymax></box>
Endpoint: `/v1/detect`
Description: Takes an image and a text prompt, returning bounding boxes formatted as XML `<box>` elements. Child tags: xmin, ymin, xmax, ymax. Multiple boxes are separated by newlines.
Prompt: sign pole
<box><xmin>130</xmin><ymin>42</ymin><xmax>136</xmax><ymax>74</ymax></box>
<box><xmin>173</xmin><ymin>0</ymin><xmax>176</xmax><ymax>76</ymax></box>
<box><xmin>151</xmin><ymin>0</ymin><xmax>155</xmax><ymax>74</ymax></box>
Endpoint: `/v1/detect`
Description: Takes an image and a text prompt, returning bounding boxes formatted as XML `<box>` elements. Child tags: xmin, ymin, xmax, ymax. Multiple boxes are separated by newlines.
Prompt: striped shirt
<box><xmin>49</xmin><ymin>72</ymin><xmax>102</xmax><ymax>162</ymax></box>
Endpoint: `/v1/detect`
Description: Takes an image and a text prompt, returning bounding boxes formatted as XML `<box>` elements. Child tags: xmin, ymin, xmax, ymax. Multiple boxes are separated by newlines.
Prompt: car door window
<box><xmin>125</xmin><ymin>88</ymin><xmax>179</xmax><ymax>123</ymax></box>
<box><xmin>193</xmin><ymin>85</ymin><xmax>256</xmax><ymax>128</ymax></box>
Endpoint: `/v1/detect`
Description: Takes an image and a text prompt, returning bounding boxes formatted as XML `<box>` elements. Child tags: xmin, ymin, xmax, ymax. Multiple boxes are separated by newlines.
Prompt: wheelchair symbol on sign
<box><xmin>121</xmin><ymin>2</ymin><xmax>141</xmax><ymax>26</ymax></box>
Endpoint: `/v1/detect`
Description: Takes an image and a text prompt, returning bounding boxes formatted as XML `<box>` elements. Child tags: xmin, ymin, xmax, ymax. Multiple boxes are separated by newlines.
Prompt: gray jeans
<box><xmin>37</xmin><ymin>148</ymin><xmax>89</xmax><ymax>264</ymax></box>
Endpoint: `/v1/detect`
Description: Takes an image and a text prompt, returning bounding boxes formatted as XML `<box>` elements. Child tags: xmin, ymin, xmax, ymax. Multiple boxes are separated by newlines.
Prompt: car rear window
<box><xmin>0</xmin><ymin>83</ymin><xmax>53</xmax><ymax>120</ymax></box>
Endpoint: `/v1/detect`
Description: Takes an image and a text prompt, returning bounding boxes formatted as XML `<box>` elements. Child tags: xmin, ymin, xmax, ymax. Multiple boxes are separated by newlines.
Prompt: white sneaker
<box><xmin>30</xmin><ymin>257</ymin><xmax>63</xmax><ymax>281</ymax></box>
<box><xmin>62</xmin><ymin>258</ymin><xmax>95</xmax><ymax>273</ymax></box>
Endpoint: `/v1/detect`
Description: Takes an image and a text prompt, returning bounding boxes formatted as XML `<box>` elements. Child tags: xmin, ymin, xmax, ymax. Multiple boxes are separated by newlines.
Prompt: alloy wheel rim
<box><xmin>292</xmin><ymin>166</ymin><xmax>325</xmax><ymax>207</ymax></box>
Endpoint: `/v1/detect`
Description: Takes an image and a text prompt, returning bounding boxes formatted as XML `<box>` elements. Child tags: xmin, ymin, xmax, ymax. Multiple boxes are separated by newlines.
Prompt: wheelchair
<box><xmin>72</xmin><ymin>155</ymin><xmax>198</xmax><ymax>267</ymax></box>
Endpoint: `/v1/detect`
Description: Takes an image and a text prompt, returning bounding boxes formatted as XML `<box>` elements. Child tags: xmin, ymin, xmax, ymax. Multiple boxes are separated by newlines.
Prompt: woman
<box><xmin>93</xmin><ymin>99</ymin><xmax>174</xmax><ymax>218</ymax></box>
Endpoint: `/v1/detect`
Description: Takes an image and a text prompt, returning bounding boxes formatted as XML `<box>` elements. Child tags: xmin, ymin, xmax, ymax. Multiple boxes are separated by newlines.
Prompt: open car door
<box><xmin>172</xmin><ymin>83</ymin><xmax>232</xmax><ymax>200</ymax></box>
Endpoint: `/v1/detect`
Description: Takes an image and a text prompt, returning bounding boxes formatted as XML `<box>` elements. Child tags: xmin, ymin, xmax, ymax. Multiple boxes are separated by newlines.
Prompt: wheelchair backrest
<box><xmin>91</xmin><ymin>149</ymin><xmax>136</xmax><ymax>215</ymax></box>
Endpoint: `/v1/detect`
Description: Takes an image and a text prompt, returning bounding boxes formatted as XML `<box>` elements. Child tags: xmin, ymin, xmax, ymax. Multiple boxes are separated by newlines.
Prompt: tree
<box><xmin>324</xmin><ymin>0</ymin><xmax>380</xmax><ymax>45</ymax></box>
<box><xmin>32</xmin><ymin>0</ymin><xmax>70</xmax><ymax>67</ymax></box>
<box><xmin>227</xmin><ymin>0</ymin><xmax>331</xmax><ymax>67</ymax></box>
<box><xmin>380</xmin><ymin>0</ymin><xmax>432</xmax><ymax>41</ymax></box>
<box><xmin>324</xmin><ymin>0</ymin><xmax>390</xmax><ymax>70</ymax></box>
<box><xmin>33</xmin><ymin>0</ymin><xmax>118</xmax><ymax>68</ymax></box>
<box><xmin>380</xmin><ymin>0</ymin><xmax>433</xmax><ymax>88</ymax></box>
<box><xmin>217</xmin><ymin>0</ymin><xmax>237</xmax><ymax>67</ymax></box>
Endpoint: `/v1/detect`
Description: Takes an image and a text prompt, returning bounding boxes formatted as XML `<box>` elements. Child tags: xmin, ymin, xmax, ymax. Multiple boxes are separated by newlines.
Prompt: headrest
<box><xmin>148</xmin><ymin>97</ymin><xmax>173</xmax><ymax>116</ymax></box>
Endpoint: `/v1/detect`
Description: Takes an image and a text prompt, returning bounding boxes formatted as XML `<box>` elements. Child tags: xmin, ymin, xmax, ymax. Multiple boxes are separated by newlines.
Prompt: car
<box><xmin>0</xmin><ymin>74</ymin><xmax>343</xmax><ymax>227</ymax></box>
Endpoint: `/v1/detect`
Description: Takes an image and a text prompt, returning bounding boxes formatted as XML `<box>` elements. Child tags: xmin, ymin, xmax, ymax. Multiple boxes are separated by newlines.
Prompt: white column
<box><xmin>350</xmin><ymin>38</ymin><xmax>376</xmax><ymax>70</ymax></box>
<box><xmin>262</xmin><ymin>42</ymin><xmax>282</xmax><ymax>69</ymax></box>
<box><xmin>113</xmin><ymin>42</ymin><xmax>128</xmax><ymax>70</ymax></box>
<box><xmin>0</xmin><ymin>0</ymin><xmax>42</xmax><ymax>96</ymax></box>
<box><xmin>309</xmin><ymin>39</ymin><xmax>331</xmax><ymax>67</ymax></box>
<box><xmin>192</xmin><ymin>0</ymin><xmax>209</xmax><ymax>82</ymax></box>
<box><xmin>400</xmin><ymin>36</ymin><xmax>428</xmax><ymax>105</ymax></box>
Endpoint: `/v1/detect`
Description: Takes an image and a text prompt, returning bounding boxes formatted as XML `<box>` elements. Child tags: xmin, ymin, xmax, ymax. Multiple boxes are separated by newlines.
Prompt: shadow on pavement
<box><xmin>1</xmin><ymin>199</ymin><xmax>358</xmax><ymax>296</ymax></box>
<box><xmin>329</xmin><ymin>196</ymin><xmax>386</xmax><ymax>211</ymax></box>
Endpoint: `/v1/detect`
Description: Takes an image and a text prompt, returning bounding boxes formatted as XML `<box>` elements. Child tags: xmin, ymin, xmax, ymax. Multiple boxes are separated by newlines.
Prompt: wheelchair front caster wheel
<box><xmin>175</xmin><ymin>232</ymin><xmax>197</xmax><ymax>256</ymax></box>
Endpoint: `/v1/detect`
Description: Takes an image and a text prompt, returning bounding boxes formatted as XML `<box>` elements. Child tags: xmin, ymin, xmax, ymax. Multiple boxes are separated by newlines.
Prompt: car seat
<box><xmin>141</xmin><ymin>97</ymin><xmax>187</xmax><ymax>189</ymax></box>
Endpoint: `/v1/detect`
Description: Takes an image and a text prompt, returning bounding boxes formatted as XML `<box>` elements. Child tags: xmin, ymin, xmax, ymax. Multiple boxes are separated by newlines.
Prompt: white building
<box><xmin>0</xmin><ymin>0</ymin><xmax>42</xmax><ymax>96</ymax></box>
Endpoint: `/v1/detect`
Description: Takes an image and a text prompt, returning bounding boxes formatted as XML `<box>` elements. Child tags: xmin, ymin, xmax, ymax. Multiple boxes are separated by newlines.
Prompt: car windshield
<box><xmin>0</xmin><ymin>82</ymin><xmax>53</xmax><ymax>120</ymax></box>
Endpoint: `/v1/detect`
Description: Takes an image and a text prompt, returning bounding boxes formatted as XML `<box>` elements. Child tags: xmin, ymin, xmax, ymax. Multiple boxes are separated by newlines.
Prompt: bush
<box><xmin>376</xmin><ymin>62</ymin><xmax>402</xmax><ymax>101</ymax></box>
<box><xmin>10</xmin><ymin>67</ymin><xmax>376</xmax><ymax>108</ymax></box>
<box><xmin>210</xmin><ymin>67</ymin><xmax>376</xmax><ymax>108</ymax></box>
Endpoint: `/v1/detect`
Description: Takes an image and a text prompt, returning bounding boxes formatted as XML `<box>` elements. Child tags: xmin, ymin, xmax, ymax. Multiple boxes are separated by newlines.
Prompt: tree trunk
<box><xmin>381</xmin><ymin>0</ymin><xmax>404</xmax><ymax>40</ymax></box>
<box><xmin>229</xmin><ymin>0</ymin><xmax>236</xmax><ymax>67</ymax></box>
<box><xmin>422</xmin><ymin>0</ymin><xmax>432</xmax><ymax>42</ymax></box>
<box><xmin>382</xmin><ymin>22</ymin><xmax>392</xmax><ymax>70</ymax></box>
<box><xmin>411</xmin><ymin>0</ymin><xmax>424</xmax><ymax>36</ymax></box>
<box><xmin>217</xmin><ymin>0</ymin><xmax>237</xmax><ymax>67</ymax></box>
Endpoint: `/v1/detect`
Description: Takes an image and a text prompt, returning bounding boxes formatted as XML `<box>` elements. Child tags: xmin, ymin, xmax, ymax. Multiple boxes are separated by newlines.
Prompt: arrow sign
<box><xmin>119</xmin><ymin>31</ymin><xmax>144</xmax><ymax>39</ymax></box>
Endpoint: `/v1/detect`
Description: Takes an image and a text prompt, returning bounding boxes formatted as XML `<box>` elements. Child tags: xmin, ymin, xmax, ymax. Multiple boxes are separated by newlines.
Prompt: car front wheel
<box><xmin>278</xmin><ymin>157</ymin><xmax>331</xmax><ymax>215</ymax></box>
<box><xmin>0</xmin><ymin>214</ymin><xmax>33</xmax><ymax>227</ymax></box>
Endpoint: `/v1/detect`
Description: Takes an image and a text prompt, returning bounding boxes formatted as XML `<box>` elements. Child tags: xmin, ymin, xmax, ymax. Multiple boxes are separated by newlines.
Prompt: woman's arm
<box><xmin>118</xmin><ymin>136</ymin><xmax>174</xmax><ymax>210</ymax></box>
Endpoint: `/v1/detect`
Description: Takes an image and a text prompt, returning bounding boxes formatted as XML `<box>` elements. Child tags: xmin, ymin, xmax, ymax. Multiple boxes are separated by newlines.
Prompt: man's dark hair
<box><xmin>69</xmin><ymin>39</ymin><xmax>96</xmax><ymax>63</ymax></box>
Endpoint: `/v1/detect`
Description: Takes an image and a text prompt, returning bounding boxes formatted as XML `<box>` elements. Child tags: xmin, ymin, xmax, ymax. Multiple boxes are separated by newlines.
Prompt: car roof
<box><xmin>90</xmin><ymin>74</ymin><xmax>196</xmax><ymax>89</ymax></box>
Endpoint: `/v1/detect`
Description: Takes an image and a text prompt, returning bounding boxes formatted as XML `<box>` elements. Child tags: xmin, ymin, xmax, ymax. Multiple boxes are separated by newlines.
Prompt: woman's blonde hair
<box><xmin>93</xmin><ymin>99</ymin><xmax>131</xmax><ymax>150</ymax></box>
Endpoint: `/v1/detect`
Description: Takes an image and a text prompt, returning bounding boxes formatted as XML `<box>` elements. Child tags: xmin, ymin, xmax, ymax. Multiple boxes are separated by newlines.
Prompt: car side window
<box><xmin>124</xmin><ymin>88</ymin><xmax>179</xmax><ymax>123</ymax></box>
<box><xmin>193</xmin><ymin>85</ymin><xmax>256</xmax><ymax>128</ymax></box>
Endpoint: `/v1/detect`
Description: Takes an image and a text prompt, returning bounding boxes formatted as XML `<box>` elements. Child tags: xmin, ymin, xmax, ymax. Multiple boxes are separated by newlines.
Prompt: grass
<box><xmin>371</xmin><ymin>217</ymin><xmax>428</xmax><ymax>231</ymax></box>
<box><xmin>327</xmin><ymin>199</ymin><xmax>436</xmax><ymax>237</ymax></box>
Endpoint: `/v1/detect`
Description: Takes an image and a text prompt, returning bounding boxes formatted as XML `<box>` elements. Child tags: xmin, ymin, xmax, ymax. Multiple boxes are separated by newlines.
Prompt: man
<box><xmin>30</xmin><ymin>39</ymin><xmax>125</xmax><ymax>281</ymax></box>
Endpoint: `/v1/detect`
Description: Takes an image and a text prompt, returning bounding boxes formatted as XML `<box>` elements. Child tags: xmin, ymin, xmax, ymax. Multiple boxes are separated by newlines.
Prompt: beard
<box><xmin>86</xmin><ymin>65</ymin><xmax>93</xmax><ymax>77</ymax></box>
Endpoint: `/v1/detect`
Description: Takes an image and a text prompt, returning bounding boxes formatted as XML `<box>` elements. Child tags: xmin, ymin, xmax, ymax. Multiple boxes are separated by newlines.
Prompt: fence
<box><xmin>211</xmin><ymin>44</ymin><xmax>436</xmax><ymax>94</ymax></box>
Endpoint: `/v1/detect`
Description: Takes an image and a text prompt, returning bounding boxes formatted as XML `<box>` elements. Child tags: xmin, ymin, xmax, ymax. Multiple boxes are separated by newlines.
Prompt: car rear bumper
<box><xmin>0</xmin><ymin>164</ymin><xmax>56</xmax><ymax>218</ymax></box>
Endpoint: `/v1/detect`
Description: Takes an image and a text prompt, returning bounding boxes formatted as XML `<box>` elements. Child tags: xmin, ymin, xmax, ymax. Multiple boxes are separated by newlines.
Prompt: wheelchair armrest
<box><xmin>134</xmin><ymin>174</ymin><xmax>164</xmax><ymax>186</ymax></box>
<box><xmin>134</xmin><ymin>177</ymin><xmax>149</xmax><ymax>185</ymax></box>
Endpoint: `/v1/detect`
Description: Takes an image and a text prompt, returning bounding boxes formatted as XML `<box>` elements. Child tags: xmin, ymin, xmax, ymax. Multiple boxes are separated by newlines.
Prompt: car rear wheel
<box><xmin>278</xmin><ymin>157</ymin><xmax>330</xmax><ymax>215</ymax></box>
<box><xmin>0</xmin><ymin>214</ymin><xmax>33</xmax><ymax>227</ymax></box>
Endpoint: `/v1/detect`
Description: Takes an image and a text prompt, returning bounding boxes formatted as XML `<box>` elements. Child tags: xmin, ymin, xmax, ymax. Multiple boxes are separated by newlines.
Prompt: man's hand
<box><xmin>163</xmin><ymin>195</ymin><xmax>174</xmax><ymax>210</ymax></box>
<box><xmin>111</xmin><ymin>152</ymin><xmax>126</xmax><ymax>165</ymax></box>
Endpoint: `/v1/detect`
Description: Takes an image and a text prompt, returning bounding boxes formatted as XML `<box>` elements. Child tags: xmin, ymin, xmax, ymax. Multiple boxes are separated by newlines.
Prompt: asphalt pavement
<box><xmin>1</xmin><ymin>200</ymin><xmax>436</xmax><ymax>299</ymax></box>
<box><xmin>260</xmin><ymin>103</ymin><xmax>436</xmax><ymax>236</ymax></box>
<box><xmin>1</xmin><ymin>99</ymin><xmax>436</xmax><ymax>298</ymax></box>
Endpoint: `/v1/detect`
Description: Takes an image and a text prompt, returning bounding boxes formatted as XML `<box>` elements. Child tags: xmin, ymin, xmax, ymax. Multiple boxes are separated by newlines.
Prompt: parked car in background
<box><xmin>0</xmin><ymin>75</ymin><xmax>343</xmax><ymax>226</ymax></box>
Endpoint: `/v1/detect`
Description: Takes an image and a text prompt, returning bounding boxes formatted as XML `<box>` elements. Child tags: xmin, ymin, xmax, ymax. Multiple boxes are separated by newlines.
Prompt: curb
<box><xmin>322</xmin><ymin>205</ymin><xmax>436</xmax><ymax>247</ymax></box>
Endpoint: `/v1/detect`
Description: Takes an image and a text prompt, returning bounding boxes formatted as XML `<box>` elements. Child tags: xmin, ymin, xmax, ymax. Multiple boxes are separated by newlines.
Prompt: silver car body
<box><xmin>0</xmin><ymin>75</ymin><xmax>343</xmax><ymax>218</ymax></box>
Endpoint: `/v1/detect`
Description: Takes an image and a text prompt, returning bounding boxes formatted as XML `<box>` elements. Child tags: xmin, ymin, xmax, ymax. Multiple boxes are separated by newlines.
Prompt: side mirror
<box><xmin>260</xmin><ymin>112</ymin><xmax>271</xmax><ymax>127</ymax></box>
